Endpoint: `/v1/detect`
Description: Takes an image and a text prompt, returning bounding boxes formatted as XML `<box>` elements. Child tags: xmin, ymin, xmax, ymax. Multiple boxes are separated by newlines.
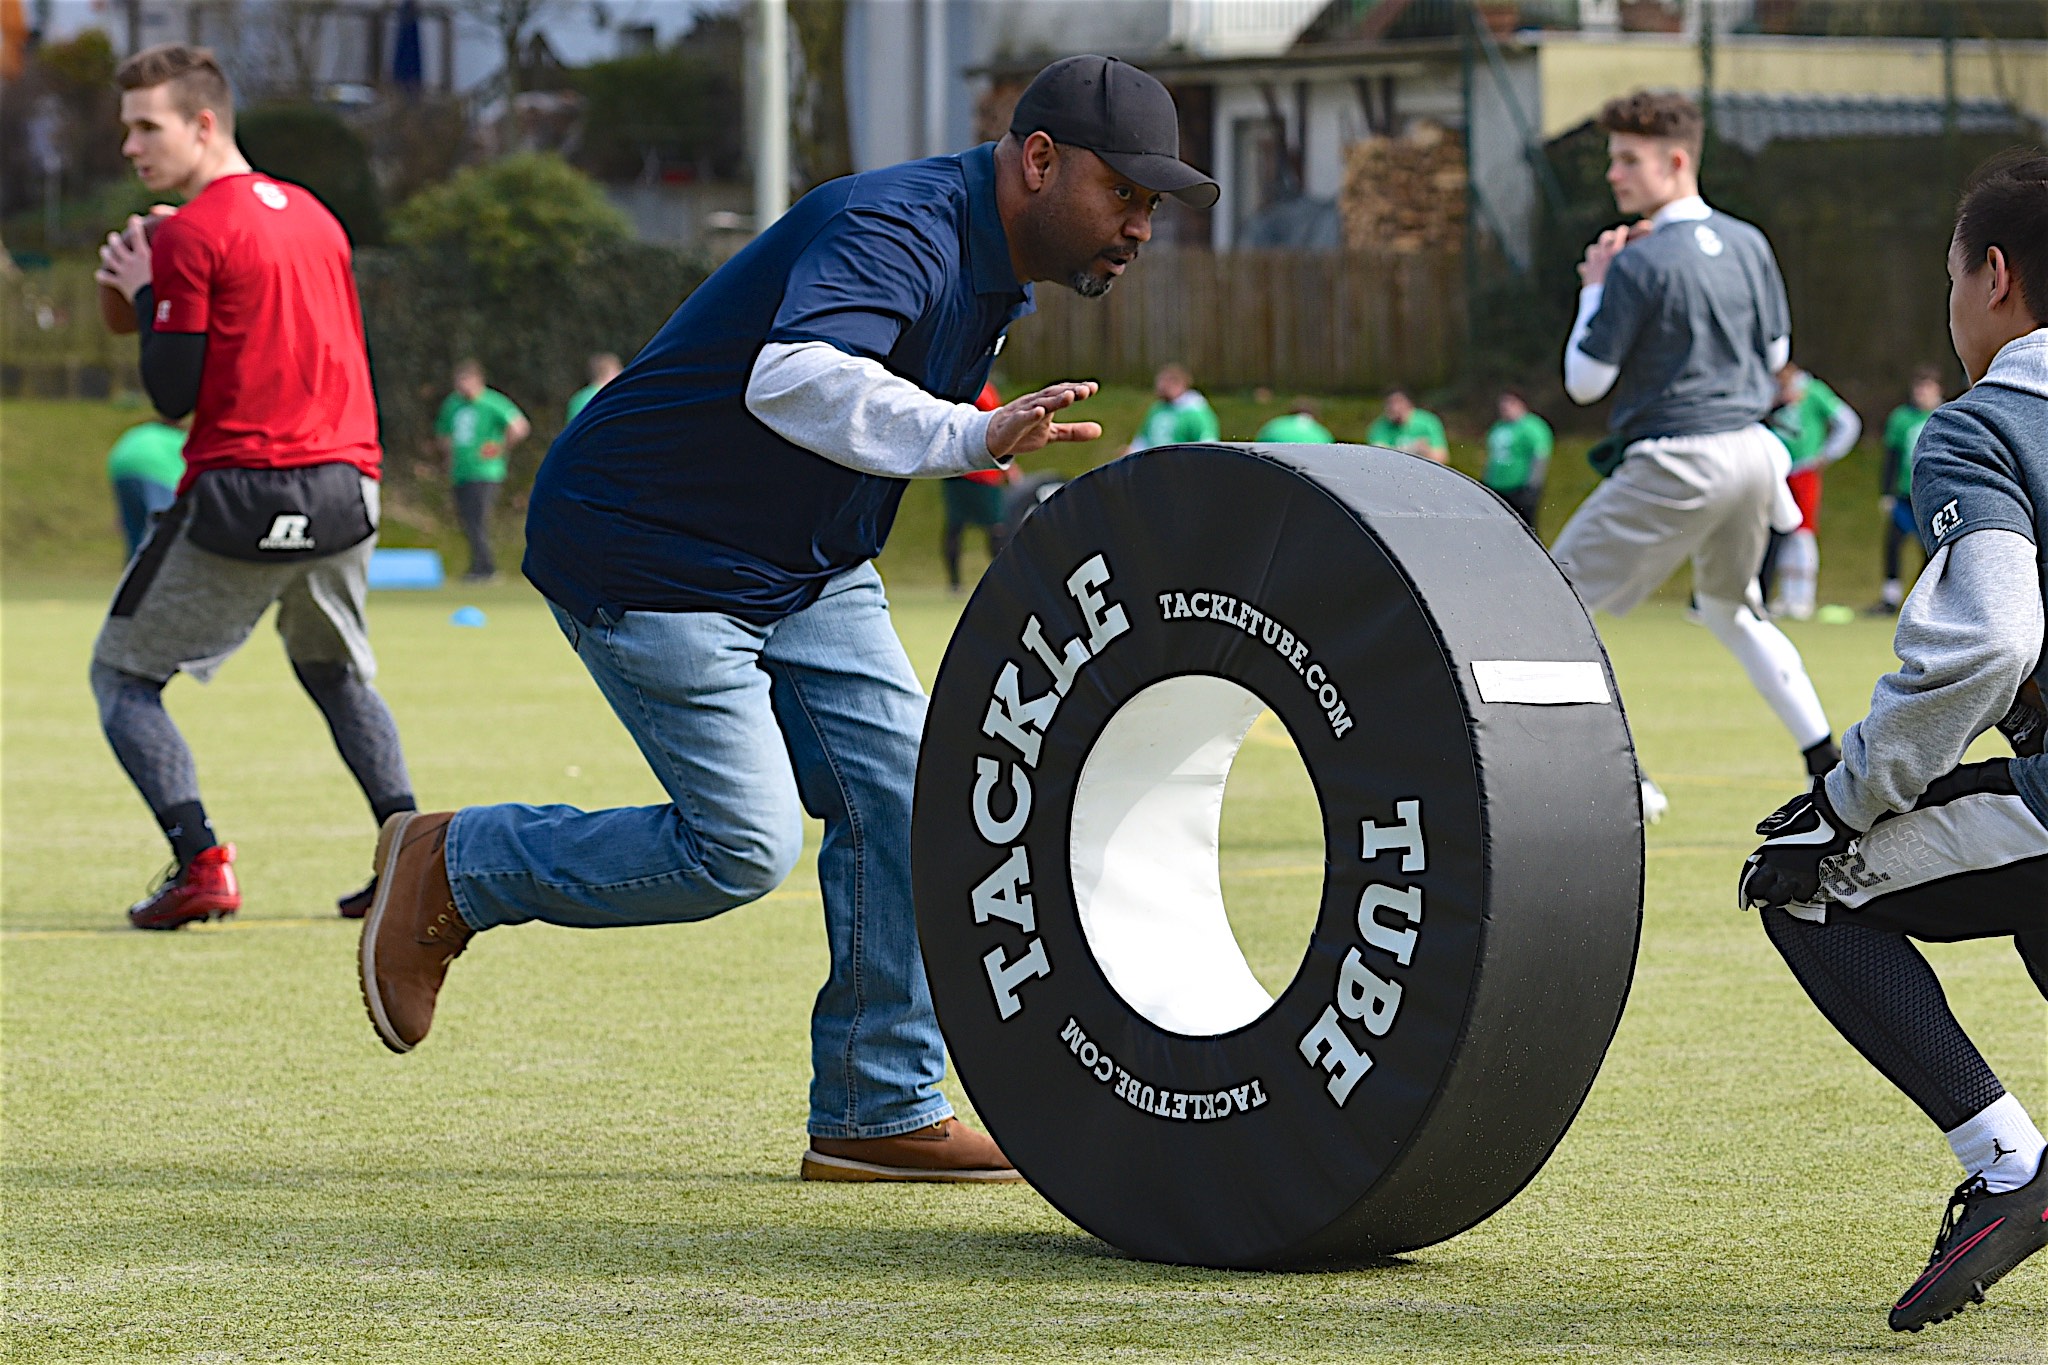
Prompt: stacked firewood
<box><xmin>1340</xmin><ymin>122</ymin><xmax>1467</xmax><ymax>254</ymax></box>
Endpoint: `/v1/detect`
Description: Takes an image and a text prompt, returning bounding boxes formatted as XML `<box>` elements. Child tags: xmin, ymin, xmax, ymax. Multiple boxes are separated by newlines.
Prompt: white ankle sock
<box><xmin>1691</xmin><ymin>594</ymin><xmax>1832</xmax><ymax>749</ymax></box>
<box><xmin>1946</xmin><ymin>1093</ymin><xmax>2047</xmax><ymax>1193</ymax></box>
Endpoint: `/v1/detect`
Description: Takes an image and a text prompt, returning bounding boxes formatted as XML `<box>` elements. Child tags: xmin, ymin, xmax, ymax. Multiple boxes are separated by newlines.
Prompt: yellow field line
<box><xmin>7</xmin><ymin>836</ymin><xmax>1752</xmax><ymax>941</ymax></box>
<box><xmin>0</xmin><ymin>885</ymin><xmax>824</xmax><ymax>941</ymax></box>
<box><xmin>2</xmin><ymin>915</ymin><xmax>343</xmax><ymax>941</ymax></box>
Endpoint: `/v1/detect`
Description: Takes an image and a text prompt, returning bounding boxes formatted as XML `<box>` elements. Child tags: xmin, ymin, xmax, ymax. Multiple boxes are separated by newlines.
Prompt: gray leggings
<box><xmin>92</xmin><ymin>659</ymin><xmax>415</xmax><ymax>833</ymax></box>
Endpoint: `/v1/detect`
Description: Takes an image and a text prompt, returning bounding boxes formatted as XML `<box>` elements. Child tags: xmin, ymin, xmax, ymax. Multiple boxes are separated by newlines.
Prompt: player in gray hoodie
<box><xmin>1738</xmin><ymin>151</ymin><xmax>2048</xmax><ymax>1332</ymax></box>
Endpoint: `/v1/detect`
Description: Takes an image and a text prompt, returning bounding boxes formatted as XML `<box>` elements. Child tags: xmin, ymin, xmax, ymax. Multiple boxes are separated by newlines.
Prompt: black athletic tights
<box><xmin>1762</xmin><ymin>907</ymin><xmax>2048</xmax><ymax>1130</ymax></box>
<box><xmin>1883</xmin><ymin>515</ymin><xmax>1920</xmax><ymax>584</ymax></box>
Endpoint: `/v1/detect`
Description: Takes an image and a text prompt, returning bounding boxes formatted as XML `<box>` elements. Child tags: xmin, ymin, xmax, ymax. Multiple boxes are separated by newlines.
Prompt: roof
<box><xmin>972</xmin><ymin>37</ymin><xmax>1482</xmax><ymax>84</ymax></box>
<box><xmin>1711</xmin><ymin>91</ymin><xmax>2029</xmax><ymax>154</ymax></box>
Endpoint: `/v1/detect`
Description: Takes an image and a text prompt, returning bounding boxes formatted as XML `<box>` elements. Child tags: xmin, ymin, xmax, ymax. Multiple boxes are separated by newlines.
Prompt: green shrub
<box><xmin>388</xmin><ymin>153</ymin><xmax>632</xmax><ymax>293</ymax></box>
<box><xmin>37</xmin><ymin>27</ymin><xmax>117</xmax><ymax>88</ymax></box>
<box><xmin>239</xmin><ymin>103</ymin><xmax>387</xmax><ymax>246</ymax></box>
<box><xmin>571</xmin><ymin>46</ymin><xmax>744</xmax><ymax>182</ymax></box>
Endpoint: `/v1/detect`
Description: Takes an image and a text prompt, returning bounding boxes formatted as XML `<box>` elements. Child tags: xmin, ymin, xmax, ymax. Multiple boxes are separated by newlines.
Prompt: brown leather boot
<box><xmin>358</xmin><ymin>812</ymin><xmax>468</xmax><ymax>1054</ymax></box>
<box><xmin>801</xmin><ymin>1118</ymin><xmax>1025</xmax><ymax>1183</ymax></box>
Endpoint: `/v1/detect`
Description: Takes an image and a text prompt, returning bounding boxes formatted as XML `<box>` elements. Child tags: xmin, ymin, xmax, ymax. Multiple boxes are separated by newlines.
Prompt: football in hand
<box><xmin>98</xmin><ymin>212</ymin><xmax>170</xmax><ymax>336</ymax></box>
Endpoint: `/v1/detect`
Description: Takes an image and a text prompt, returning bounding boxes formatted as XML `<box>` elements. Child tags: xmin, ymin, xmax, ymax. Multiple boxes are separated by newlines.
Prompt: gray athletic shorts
<box><xmin>93</xmin><ymin>476</ymin><xmax>381</xmax><ymax>685</ymax></box>
<box><xmin>1550</xmin><ymin>424</ymin><xmax>1782</xmax><ymax>616</ymax></box>
<box><xmin>1796</xmin><ymin>759</ymin><xmax>2048</xmax><ymax>940</ymax></box>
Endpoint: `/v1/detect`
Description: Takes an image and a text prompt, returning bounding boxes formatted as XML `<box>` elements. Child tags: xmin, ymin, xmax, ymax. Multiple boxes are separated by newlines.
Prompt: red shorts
<box><xmin>1786</xmin><ymin>469</ymin><xmax>1823</xmax><ymax>533</ymax></box>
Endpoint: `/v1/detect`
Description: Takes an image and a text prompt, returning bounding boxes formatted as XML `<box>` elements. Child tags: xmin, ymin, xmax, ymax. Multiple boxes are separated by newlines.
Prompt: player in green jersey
<box><xmin>1872</xmin><ymin>366</ymin><xmax>1946</xmax><ymax>613</ymax></box>
<box><xmin>435</xmin><ymin>359</ymin><xmax>530</xmax><ymax>583</ymax></box>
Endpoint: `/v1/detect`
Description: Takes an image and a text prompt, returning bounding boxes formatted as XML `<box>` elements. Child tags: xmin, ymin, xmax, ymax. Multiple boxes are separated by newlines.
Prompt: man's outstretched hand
<box><xmin>986</xmin><ymin>381</ymin><xmax>1101</xmax><ymax>460</ymax></box>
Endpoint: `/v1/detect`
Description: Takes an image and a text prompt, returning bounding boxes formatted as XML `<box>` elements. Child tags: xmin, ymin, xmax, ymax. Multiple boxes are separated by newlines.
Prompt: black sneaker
<box><xmin>1889</xmin><ymin>1156</ymin><xmax>2048</xmax><ymax>1331</ymax></box>
<box><xmin>337</xmin><ymin>876</ymin><xmax>376</xmax><ymax>920</ymax></box>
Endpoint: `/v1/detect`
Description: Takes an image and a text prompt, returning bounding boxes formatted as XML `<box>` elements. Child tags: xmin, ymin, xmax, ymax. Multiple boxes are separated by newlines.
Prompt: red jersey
<box><xmin>149</xmin><ymin>173</ymin><xmax>380</xmax><ymax>490</ymax></box>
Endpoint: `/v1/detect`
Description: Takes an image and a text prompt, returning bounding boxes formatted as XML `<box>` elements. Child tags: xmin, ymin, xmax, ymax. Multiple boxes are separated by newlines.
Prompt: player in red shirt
<box><xmin>939</xmin><ymin>381</ymin><xmax>1017</xmax><ymax>590</ymax></box>
<box><xmin>90</xmin><ymin>44</ymin><xmax>417</xmax><ymax>930</ymax></box>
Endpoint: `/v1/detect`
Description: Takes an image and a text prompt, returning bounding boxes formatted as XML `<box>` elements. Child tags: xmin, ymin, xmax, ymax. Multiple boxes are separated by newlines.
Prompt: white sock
<box><xmin>1881</xmin><ymin>578</ymin><xmax>1903</xmax><ymax>608</ymax></box>
<box><xmin>1946</xmin><ymin>1093</ymin><xmax>2047</xmax><ymax>1193</ymax></box>
<box><xmin>1778</xmin><ymin>530</ymin><xmax>1818</xmax><ymax>619</ymax></box>
<box><xmin>1692</xmin><ymin>594</ymin><xmax>1832</xmax><ymax>749</ymax></box>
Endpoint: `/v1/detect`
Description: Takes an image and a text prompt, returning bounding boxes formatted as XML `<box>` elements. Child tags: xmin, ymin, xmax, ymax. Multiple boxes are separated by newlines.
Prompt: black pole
<box><xmin>1461</xmin><ymin>3</ymin><xmax>1477</xmax><ymax>364</ymax></box>
<box><xmin>1698</xmin><ymin>0</ymin><xmax>1715</xmax><ymax>152</ymax></box>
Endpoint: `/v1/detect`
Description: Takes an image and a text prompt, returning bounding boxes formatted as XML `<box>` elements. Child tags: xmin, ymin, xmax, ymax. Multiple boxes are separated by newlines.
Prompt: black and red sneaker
<box><xmin>127</xmin><ymin>844</ymin><xmax>240</xmax><ymax>930</ymax></box>
<box><xmin>1890</xmin><ymin>1156</ymin><xmax>2048</xmax><ymax>1331</ymax></box>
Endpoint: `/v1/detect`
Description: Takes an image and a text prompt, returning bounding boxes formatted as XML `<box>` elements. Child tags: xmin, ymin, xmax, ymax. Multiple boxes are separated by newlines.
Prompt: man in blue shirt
<box><xmin>356</xmin><ymin>56</ymin><xmax>1217</xmax><ymax>1182</ymax></box>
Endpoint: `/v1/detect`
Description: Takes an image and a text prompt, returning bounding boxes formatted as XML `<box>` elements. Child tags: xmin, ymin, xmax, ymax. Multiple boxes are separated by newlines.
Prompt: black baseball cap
<box><xmin>1009</xmin><ymin>55</ymin><xmax>1220</xmax><ymax>210</ymax></box>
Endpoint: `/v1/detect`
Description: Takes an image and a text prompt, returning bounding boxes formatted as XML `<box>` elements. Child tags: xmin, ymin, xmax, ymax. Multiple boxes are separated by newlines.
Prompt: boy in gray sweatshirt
<box><xmin>1738</xmin><ymin>152</ymin><xmax>2048</xmax><ymax>1332</ymax></box>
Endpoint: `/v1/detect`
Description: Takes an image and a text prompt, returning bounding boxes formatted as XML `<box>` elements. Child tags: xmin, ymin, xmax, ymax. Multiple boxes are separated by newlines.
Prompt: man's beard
<box><xmin>1068</xmin><ymin>268</ymin><xmax>1115</xmax><ymax>298</ymax></box>
<box><xmin>1067</xmin><ymin>249</ymin><xmax>1135</xmax><ymax>298</ymax></box>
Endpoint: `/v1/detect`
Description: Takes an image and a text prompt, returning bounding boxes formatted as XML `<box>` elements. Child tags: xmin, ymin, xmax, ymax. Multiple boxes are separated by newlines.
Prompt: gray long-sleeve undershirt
<box><xmin>1826</xmin><ymin>527</ymin><xmax>2045</xmax><ymax>830</ymax></box>
<box><xmin>744</xmin><ymin>339</ymin><xmax>1002</xmax><ymax>479</ymax></box>
<box><xmin>1818</xmin><ymin>399</ymin><xmax>1862</xmax><ymax>464</ymax></box>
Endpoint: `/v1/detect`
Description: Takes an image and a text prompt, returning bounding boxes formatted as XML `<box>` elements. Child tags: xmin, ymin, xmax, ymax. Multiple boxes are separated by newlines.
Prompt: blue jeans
<box><xmin>113</xmin><ymin>477</ymin><xmax>177</xmax><ymax>558</ymax></box>
<box><xmin>444</xmin><ymin>564</ymin><xmax>951</xmax><ymax>1140</ymax></box>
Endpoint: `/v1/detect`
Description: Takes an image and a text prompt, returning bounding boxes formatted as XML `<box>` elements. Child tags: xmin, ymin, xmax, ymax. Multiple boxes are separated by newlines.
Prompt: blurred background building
<box><xmin>8</xmin><ymin>0</ymin><xmax>2046</xmax><ymax>258</ymax></box>
<box><xmin>5</xmin><ymin>1</ymin><xmax>2048</xmax><ymax>414</ymax></box>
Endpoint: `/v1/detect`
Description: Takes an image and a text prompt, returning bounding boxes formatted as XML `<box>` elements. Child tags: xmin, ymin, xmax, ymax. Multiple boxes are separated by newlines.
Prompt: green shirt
<box><xmin>106</xmin><ymin>421</ymin><xmax>188</xmax><ymax>488</ymax></box>
<box><xmin>566</xmin><ymin>383</ymin><xmax>600</xmax><ymax>424</ymax></box>
<box><xmin>1254</xmin><ymin>412</ymin><xmax>1334</xmax><ymax>444</ymax></box>
<box><xmin>1481</xmin><ymin>413</ymin><xmax>1553</xmax><ymax>491</ymax></box>
<box><xmin>1769</xmin><ymin>376</ymin><xmax>1849</xmax><ymax>474</ymax></box>
<box><xmin>437</xmin><ymin>388</ymin><xmax>526</xmax><ymax>485</ymax></box>
<box><xmin>1366</xmin><ymin>410</ymin><xmax>1448</xmax><ymax>459</ymax></box>
<box><xmin>1130</xmin><ymin>392</ymin><xmax>1220</xmax><ymax>451</ymax></box>
<box><xmin>1883</xmin><ymin>403</ymin><xmax>1934</xmax><ymax>498</ymax></box>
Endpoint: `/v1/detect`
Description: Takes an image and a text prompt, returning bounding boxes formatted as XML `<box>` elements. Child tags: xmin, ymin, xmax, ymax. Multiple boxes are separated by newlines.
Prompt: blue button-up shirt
<box><xmin>525</xmin><ymin>142</ymin><xmax>1035</xmax><ymax>624</ymax></box>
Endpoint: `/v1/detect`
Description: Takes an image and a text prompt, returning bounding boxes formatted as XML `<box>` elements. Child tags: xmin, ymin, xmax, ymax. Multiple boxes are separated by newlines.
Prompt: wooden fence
<box><xmin>2</xmin><ymin>262</ymin><xmax>144</xmax><ymax>400</ymax></box>
<box><xmin>998</xmin><ymin>246</ymin><xmax>1466</xmax><ymax>393</ymax></box>
<box><xmin>4</xmin><ymin>245</ymin><xmax>1471</xmax><ymax>403</ymax></box>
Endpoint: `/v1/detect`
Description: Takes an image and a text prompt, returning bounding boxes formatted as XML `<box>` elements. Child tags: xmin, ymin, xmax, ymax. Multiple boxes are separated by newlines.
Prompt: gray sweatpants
<box><xmin>1550</xmin><ymin>425</ymin><xmax>1783</xmax><ymax>614</ymax></box>
<box><xmin>94</xmin><ymin>477</ymin><xmax>380</xmax><ymax>684</ymax></box>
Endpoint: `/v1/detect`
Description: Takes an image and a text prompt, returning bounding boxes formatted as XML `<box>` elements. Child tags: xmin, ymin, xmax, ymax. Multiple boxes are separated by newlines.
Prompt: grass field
<box><xmin>4</xmin><ymin>402</ymin><xmax>2043</xmax><ymax>1362</ymax></box>
<box><xmin>0</xmin><ymin>392</ymin><xmax>1907</xmax><ymax>603</ymax></box>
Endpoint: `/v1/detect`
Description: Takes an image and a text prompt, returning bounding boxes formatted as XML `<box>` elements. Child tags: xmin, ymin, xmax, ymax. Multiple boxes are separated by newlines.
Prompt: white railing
<box><xmin>1170</xmin><ymin>0</ymin><xmax>1329</xmax><ymax>57</ymax></box>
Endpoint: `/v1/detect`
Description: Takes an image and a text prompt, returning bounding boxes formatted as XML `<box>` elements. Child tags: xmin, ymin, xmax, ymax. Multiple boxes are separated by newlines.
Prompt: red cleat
<box><xmin>128</xmin><ymin>844</ymin><xmax>240</xmax><ymax>930</ymax></box>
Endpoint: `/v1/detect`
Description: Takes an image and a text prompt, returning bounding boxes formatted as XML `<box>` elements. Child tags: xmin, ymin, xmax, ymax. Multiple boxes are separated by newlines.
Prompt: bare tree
<box><xmin>455</xmin><ymin>0</ymin><xmax>563</xmax><ymax>95</ymax></box>
<box><xmin>260</xmin><ymin>0</ymin><xmax>344</xmax><ymax>99</ymax></box>
<box><xmin>790</xmin><ymin>0</ymin><xmax>851</xmax><ymax>189</ymax></box>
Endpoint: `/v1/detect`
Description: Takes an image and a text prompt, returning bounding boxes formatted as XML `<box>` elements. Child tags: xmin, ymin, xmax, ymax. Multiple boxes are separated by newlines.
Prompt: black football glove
<box><xmin>1737</xmin><ymin>782</ymin><xmax>1861</xmax><ymax>912</ymax></box>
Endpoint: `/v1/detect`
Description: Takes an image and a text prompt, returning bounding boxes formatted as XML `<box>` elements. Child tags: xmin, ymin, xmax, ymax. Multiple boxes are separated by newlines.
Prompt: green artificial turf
<box><xmin>3</xmin><ymin>401</ymin><xmax>2042</xmax><ymax>1361</ymax></box>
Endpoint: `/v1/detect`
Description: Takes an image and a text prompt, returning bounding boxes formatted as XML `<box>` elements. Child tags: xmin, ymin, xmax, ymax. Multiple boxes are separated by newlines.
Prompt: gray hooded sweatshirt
<box><xmin>1827</xmin><ymin>327</ymin><xmax>2048</xmax><ymax>831</ymax></box>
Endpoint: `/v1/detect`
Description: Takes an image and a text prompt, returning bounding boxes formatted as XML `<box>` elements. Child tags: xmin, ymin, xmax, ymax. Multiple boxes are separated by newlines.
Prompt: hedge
<box><xmin>353</xmin><ymin>239</ymin><xmax>710</xmax><ymax>538</ymax></box>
